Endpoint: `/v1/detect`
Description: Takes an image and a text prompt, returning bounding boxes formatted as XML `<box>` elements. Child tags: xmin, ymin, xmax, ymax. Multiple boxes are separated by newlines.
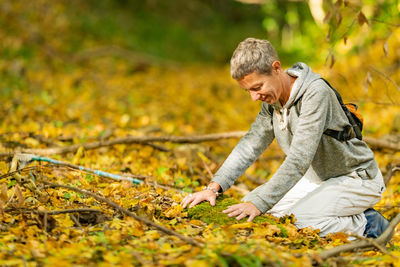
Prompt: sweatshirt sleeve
<box><xmin>211</xmin><ymin>103</ymin><xmax>275</xmax><ymax>192</ymax></box>
<box><xmin>242</xmin><ymin>84</ymin><xmax>331</xmax><ymax>213</ymax></box>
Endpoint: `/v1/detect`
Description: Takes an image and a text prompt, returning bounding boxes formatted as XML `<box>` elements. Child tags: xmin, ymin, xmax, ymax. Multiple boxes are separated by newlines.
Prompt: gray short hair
<box><xmin>230</xmin><ymin>38</ymin><xmax>279</xmax><ymax>80</ymax></box>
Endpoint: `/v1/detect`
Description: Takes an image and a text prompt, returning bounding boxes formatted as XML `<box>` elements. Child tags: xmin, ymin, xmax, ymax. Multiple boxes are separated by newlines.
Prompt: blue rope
<box><xmin>31</xmin><ymin>156</ymin><xmax>143</xmax><ymax>184</ymax></box>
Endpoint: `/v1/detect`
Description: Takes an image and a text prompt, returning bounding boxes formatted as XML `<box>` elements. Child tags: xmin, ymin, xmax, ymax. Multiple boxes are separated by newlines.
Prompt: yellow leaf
<box><xmin>252</xmin><ymin>224</ymin><xmax>281</xmax><ymax>237</ymax></box>
<box><xmin>189</xmin><ymin>219</ymin><xmax>203</xmax><ymax>226</ymax></box>
<box><xmin>229</xmin><ymin>222</ymin><xmax>254</xmax><ymax>229</ymax></box>
<box><xmin>0</xmin><ymin>183</ymin><xmax>8</xmax><ymax>202</ymax></box>
<box><xmin>104</xmin><ymin>251</ymin><xmax>120</xmax><ymax>264</ymax></box>
<box><xmin>164</xmin><ymin>204</ymin><xmax>184</xmax><ymax>218</ymax></box>
<box><xmin>24</xmin><ymin>137</ymin><xmax>40</xmax><ymax>147</ymax></box>
<box><xmin>185</xmin><ymin>259</ymin><xmax>209</xmax><ymax>267</ymax></box>
<box><xmin>110</xmin><ymin>218</ymin><xmax>123</xmax><ymax>230</ymax></box>
<box><xmin>145</xmin><ymin>230</ymin><xmax>160</xmax><ymax>240</ymax></box>
<box><xmin>72</xmin><ymin>146</ymin><xmax>84</xmax><ymax>165</ymax></box>
<box><xmin>15</xmin><ymin>185</ymin><xmax>24</xmax><ymax>207</ymax></box>
<box><xmin>197</xmin><ymin>151</ymin><xmax>209</xmax><ymax>163</ymax></box>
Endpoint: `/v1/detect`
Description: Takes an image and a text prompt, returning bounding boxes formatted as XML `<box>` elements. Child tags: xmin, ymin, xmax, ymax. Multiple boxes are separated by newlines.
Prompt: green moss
<box><xmin>187</xmin><ymin>195</ymin><xmax>240</xmax><ymax>224</ymax></box>
<box><xmin>186</xmin><ymin>196</ymin><xmax>288</xmax><ymax>237</ymax></box>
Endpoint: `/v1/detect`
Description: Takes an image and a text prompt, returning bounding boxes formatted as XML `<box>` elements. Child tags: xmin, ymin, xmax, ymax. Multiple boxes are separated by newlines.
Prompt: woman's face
<box><xmin>238</xmin><ymin>70</ymin><xmax>285</xmax><ymax>105</ymax></box>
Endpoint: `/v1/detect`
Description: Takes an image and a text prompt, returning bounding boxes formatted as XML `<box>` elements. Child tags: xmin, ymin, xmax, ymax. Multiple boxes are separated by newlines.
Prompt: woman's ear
<box><xmin>271</xmin><ymin>61</ymin><xmax>282</xmax><ymax>73</ymax></box>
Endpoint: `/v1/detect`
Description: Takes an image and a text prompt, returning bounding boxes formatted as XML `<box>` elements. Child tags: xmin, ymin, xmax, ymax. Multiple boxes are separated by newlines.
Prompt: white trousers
<box><xmin>267</xmin><ymin>170</ymin><xmax>385</xmax><ymax>237</ymax></box>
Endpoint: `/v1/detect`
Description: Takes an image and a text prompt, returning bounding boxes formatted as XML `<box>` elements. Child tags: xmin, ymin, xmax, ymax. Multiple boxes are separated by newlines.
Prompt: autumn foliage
<box><xmin>1</xmin><ymin>0</ymin><xmax>400</xmax><ymax>266</ymax></box>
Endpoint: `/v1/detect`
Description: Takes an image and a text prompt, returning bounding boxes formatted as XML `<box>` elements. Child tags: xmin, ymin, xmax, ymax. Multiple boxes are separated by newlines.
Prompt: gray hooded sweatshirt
<box><xmin>211</xmin><ymin>62</ymin><xmax>379</xmax><ymax>213</ymax></box>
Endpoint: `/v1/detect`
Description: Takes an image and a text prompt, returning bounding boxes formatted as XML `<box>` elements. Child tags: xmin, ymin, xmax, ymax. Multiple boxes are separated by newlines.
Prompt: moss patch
<box><xmin>186</xmin><ymin>195</ymin><xmax>288</xmax><ymax>237</ymax></box>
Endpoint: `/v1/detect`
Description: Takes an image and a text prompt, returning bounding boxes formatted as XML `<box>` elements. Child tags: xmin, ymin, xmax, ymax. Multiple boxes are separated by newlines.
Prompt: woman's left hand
<box><xmin>222</xmin><ymin>202</ymin><xmax>261</xmax><ymax>222</ymax></box>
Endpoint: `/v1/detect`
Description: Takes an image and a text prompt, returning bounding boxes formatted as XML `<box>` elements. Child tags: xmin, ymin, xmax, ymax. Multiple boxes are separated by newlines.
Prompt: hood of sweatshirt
<box><xmin>272</xmin><ymin>62</ymin><xmax>322</xmax><ymax>131</ymax></box>
<box><xmin>284</xmin><ymin>62</ymin><xmax>322</xmax><ymax>109</ymax></box>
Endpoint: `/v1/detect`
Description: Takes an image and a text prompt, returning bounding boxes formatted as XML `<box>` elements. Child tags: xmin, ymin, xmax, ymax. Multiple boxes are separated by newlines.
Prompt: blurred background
<box><xmin>0</xmin><ymin>0</ymin><xmax>399</xmax><ymax>194</ymax></box>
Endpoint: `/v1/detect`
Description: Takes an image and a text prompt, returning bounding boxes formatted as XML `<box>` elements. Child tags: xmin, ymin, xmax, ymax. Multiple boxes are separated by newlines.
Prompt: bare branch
<box><xmin>320</xmin><ymin>213</ymin><xmax>400</xmax><ymax>260</ymax></box>
<box><xmin>384</xmin><ymin>163</ymin><xmax>400</xmax><ymax>185</ymax></box>
<box><xmin>369</xmin><ymin>66</ymin><xmax>400</xmax><ymax>92</ymax></box>
<box><xmin>363</xmin><ymin>137</ymin><xmax>400</xmax><ymax>152</ymax></box>
<box><xmin>6</xmin><ymin>208</ymin><xmax>103</xmax><ymax>215</ymax></box>
<box><xmin>2</xmin><ymin>132</ymin><xmax>399</xmax><ymax>160</ymax></box>
<box><xmin>0</xmin><ymin>131</ymin><xmax>246</xmax><ymax>156</ymax></box>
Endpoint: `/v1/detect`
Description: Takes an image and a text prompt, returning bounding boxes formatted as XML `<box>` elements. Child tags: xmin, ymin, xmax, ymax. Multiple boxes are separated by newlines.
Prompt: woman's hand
<box><xmin>222</xmin><ymin>202</ymin><xmax>261</xmax><ymax>222</ymax></box>
<box><xmin>181</xmin><ymin>182</ymin><xmax>221</xmax><ymax>209</ymax></box>
<box><xmin>181</xmin><ymin>190</ymin><xmax>217</xmax><ymax>208</ymax></box>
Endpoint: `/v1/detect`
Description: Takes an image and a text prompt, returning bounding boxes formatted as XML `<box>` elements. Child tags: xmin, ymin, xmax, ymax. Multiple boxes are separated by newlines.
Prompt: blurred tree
<box><xmin>247</xmin><ymin>0</ymin><xmax>400</xmax><ymax>66</ymax></box>
<box><xmin>261</xmin><ymin>0</ymin><xmax>324</xmax><ymax>63</ymax></box>
<box><xmin>319</xmin><ymin>0</ymin><xmax>399</xmax><ymax>67</ymax></box>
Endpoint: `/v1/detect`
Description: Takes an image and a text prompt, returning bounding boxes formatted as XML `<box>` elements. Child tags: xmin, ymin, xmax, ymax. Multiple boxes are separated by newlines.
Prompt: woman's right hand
<box><xmin>181</xmin><ymin>189</ymin><xmax>217</xmax><ymax>209</ymax></box>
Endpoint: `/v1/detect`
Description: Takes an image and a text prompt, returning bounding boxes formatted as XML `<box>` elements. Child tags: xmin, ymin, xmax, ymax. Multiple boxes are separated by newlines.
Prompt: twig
<box><xmin>40</xmin><ymin>180</ymin><xmax>203</xmax><ymax>247</ymax></box>
<box><xmin>43</xmin><ymin>211</ymin><xmax>48</xmax><ymax>233</ymax></box>
<box><xmin>0</xmin><ymin>131</ymin><xmax>246</xmax><ymax>156</ymax></box>
<box><xmin>143</xmin><ymin>142</ymin><xmax>170</xmax><ymax>152</ymax></box>
<box><xmin>369</xmin><ymin>66</ymin><xmax>400</xmax><ymax>92</ymax></box>
<box><xmin>69</xmin><ymin>214</ymin><xmax>82</xmax><ymax>229</ymax></box>
<box><xmin>200</xmin><ymin>159</ymin><xmax>214</xmax><ymax>179</ymax></box>
<box><xmin>0</xmin><ymin>166</ymin><xmax>38</xmax><ymax>180</ymax></box>
<box><xmin>319</xmin><ymin>213</ymin><xmax>400</xmax><ymax>260</ymax></box>
<box><xmin>6</xmin><ymin>208</ymin><xmax>103</xmax><ymax>215</ymax></box>
<box><xmin>146</xmin><ymin>181</ymin><xmax>185</xmax><ymax>194</ymax></box>
<box><xmin>369</xmin><ymin>19</ymin><xmax>400</xmax><ymax>28</ymax></box>
<box><xmin>384</xmin><ymin>163</ymin><xmax>400</xmax><ymax>185</ymax></box>
<box><xmin>347</xmin><ymin>234</ymin><xmax>388</xmax><ymax>255</ymax></box>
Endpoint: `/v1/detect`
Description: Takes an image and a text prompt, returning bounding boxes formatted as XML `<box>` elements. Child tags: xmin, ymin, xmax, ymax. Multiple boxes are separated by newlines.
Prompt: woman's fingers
<box><xmin>189</xmin><ymin>196</ymin><xmax>206</xmax><ymax>208</ymax></box>
<box><xmin>181</xmin><ymin>191</ymin><xmax>217</xmax><ymax>209</ymax></box>
<box><xmin>222</xmin><ymin>204</ymin><xmax>240</xmax><ymax>213</ymax></box>
<box><xmin>227</xmin><ymin>208</ymin><xmax>243</xmax><ymax>217</ymax></box>
<box><xmin>209</xmin><ymin>195</ymin><xmax>216</xmax><ymax>206</ymax></box>
<box><xmin>247</xmin><ymin>213</ymin><xmax>256</xmax><ymax>222</ymax></box>
<box><xmin>222</xmin><ymin>203</ymin><xmax>260</xmax><ymax>221</ymax></box>
<box><xmin>181</xmin><ymin>194</ymin><xmax>194</xmax><ymax>208</ymax></box>
<box><xmin>235</xmin><ymin>212</ymin><xmax>248</xmax><ymax>221</ymax></box>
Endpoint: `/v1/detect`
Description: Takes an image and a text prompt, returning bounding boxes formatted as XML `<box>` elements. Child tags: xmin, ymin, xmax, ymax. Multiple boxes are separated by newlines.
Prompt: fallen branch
<box><xmin>363</xmin><ymin>137</ymin><xmax>400</xmax><ymax>152</ymax></box>
<box><xmin>319</xmin><ymin>213</ymin><xmax>400</xmax><ymax>260</ymax></box>
<box><xmin>6</xmin><ymin>208</ymin><xmax>103</xmax><ymax>215</ymax></box>
<box><xmin>40</xmin><ymin>180</ymin><xmax>203</xmax><ymax>247</ymax></box>
<box><xmin>347</xmin><ymin>234</ymin><xmax>388</xmax><ymax>255</ymax></box>
<box><xmin>0</xmin><ymin>131</ymin><xmax>246</xmax><ymax>156</ymax></box>
<box><xmin>0</xmin><ymin>166</ymin><xmax>39</xmax><ymax>180</ymax></box>
<box><xmin>143</xmin><ymin>142</ymin><xmax>170</xmax><ymax>152</ymax></box>
<box><xmin>1</xmin><ymin>132</ymin><xmax>399</xmax><ymax>157</ymax></box>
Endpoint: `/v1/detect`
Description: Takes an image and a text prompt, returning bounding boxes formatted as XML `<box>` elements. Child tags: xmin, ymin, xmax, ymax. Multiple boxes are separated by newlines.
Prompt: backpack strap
<box><xmin>321</xmin><ymin>78</ymin><xmax>362</xmax><ymax>141</ymax></box>
<box><xmin>267</xmin><ymin>104</ymin><xmax>274</xmax><ymax>115</ymax></box>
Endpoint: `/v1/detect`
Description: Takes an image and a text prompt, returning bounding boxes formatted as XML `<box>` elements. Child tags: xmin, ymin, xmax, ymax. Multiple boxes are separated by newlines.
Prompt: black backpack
<box><xmin>321</xmin><ymin>78</ymin><xmax>363</xmax><ymax>141</ymax></box>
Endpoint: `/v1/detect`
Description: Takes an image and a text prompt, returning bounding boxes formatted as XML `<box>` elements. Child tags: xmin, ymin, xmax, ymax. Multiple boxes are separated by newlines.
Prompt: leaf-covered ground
<box><xmin>1</xmin><ymin>1</ymin><xmax>400</xmax><ymax>266</ymax></box>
